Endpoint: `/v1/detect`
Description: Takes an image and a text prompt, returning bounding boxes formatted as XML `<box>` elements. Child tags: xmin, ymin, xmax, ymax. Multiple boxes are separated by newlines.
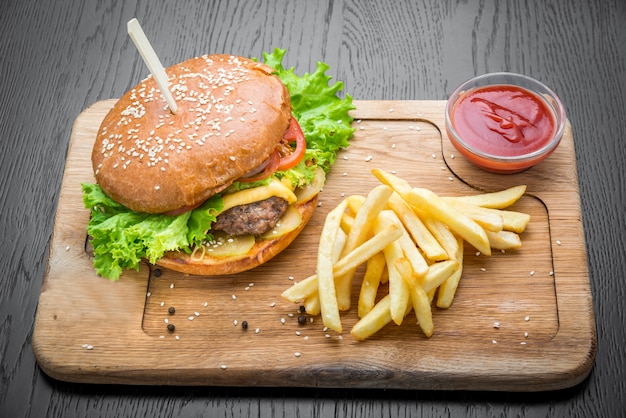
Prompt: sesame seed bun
<box><xmin>154</xmin><ymin>194</ymin><xmax>318</xmax><ymax>275</ymax></box>
<box><xmin>92</xmin><ymin>54</ymin><xmax>292</xmax><ymax>214</ymax></box>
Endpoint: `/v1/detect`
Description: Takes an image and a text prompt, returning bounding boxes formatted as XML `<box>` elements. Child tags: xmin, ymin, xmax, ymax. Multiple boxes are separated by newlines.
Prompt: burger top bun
<box><xmin>92</xmin><ymin>54</ymin><xmax>292</xmax><ymax>214</ymax></box>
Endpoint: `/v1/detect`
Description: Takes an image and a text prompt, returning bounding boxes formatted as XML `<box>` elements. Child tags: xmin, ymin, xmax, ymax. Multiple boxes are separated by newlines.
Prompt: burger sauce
<box><xmin>450</xmin><ymin>85</ymin><xmax>556</xmax><ymax>170</ymax></box>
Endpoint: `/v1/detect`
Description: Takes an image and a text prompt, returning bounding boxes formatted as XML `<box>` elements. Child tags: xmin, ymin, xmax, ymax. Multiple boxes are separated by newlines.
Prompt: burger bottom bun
<box><xmin>155</xmin><ymin>195</ymin><xmax>319</xmax><ymax>276</ymax></box>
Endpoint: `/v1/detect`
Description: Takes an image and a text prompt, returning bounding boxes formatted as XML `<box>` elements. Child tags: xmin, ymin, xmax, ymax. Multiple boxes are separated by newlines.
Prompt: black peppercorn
<box><xmin>167</xmin><ymin>323</ymin><xmax>175</xmax><ymax>332</ymax></box>
<box><xmin>297</xmin><ymin>315</ymin><xmax>307</xmax><ymax>325</ymax></box>
<box><xmin>241</xmin><ymin>320</ymin><xmax>248</xmax><ymax>329</ymax></box>
<box><xmin>299</xmin><ymin>305</ymin><xmax>306</xmax><ymax>313</ymax></box>
<box><xmin>153</xmin><ymin>268</ymin><xmax>162</xmax><ymax>277</ymax></box>
<box><xmin>168</xmin><ymin>306</ymin><xmax>175</xmax><ymax>314</ymax></box>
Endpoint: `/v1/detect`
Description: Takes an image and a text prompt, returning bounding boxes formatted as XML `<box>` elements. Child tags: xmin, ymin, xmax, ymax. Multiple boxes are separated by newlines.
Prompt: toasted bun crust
<box><xmin>92</xmin><ymin>54</ymin><xmax>291</xmax><ymax>214</ymax></box>
<box><xmin>155</xmin><ymin>195</ymin><xmax>318</xmax><ymax>276</ymax></box>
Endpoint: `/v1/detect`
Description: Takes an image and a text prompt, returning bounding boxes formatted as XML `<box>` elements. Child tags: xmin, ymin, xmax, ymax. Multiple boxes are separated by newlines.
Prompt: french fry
<box><xmin>281</xmin><ymin>274</ymin><xmax>318</xmax><ymax>303</ymax></box>
<box><xmin>501</xmin><ymin>210</ymin><xmax>531</xmax><ymax>233</ymax></box>
<box><xmin>351</xmin><ymin>294</ymin><xmax>412</xmax><ymax>340</ymax></box>
<box><xmin>358</xmin><ymin>251</ymin><xmax>386</xmax><ymax>318</ymax></box>
<box><xmin>446</xmin><ymin>185</ymin><xmax>526</xmax><ymax>209</ymax></box>
<box><xmin>343</xmin><ymin>185</ymin><xmax>393</xmax><ymax>254</ymax></box>
<box><xmin>443</xmin><ymin>199</ymin><xmax>504</xmax><ymax>232</ymax></box>
<box><xmin>406</xmin><ymin>187</ymin><xmax>491</xmax><ymax>256</ymax></box>
<box><xmin>336</xmin><ymin>185</ymin><xmax>394</xmax><ymax>310</ymax></box>
<box><xmin>436</xmin><ymin>236</ymin><xmax>464</xmax><ymax>309</ymax></box>
<box><xmin>372</xmin><ymin>168</ymin><xmax>414</xmax><ymax>195</ymax></box>
<box><xmin>374</xmin><ymin>216</ymin><xmax>410</xmax><ymax>325</ymax></box>
<box><xmin>486</xmin><ymin>230</ymin><xmax>522</xmax><ymax>250</ymax></box>
<box><xmin>387</xmin><ymin>192</ymin><xmax>448</xmax><ymax>261</ymax></box>
<box><xmin>346</xmin><ymin>194</ymin><xmax>366</xmax><ymax>214</ymax></box>
<box><xmin>395</xmin><ymin>258</ymin><xmax>434</xmax><ymax>337</ymax></box>
<box><xmin>281</xmin><ymin>223</ymin><xmax>400</xmax><ymax>304</ymax></box>
<box><xmin>379</xmin><ymin>210</ymin><xmax>429</xmax><ymax>276</ymax></box>
<box><xmin>351</xmin><ymin>295</ymin><xmax>393</xmax><ymax>340</ymax></box>
<box><xmin>420</xmin><ymin>260</ymin><xmax>460</xmax><ymax>293</ymax></box>
<box><xmin>316</xmin><ymin>199</ymin><xmax>349</xmax><ymax>333</ymax></box>
<box><xmin>334</xmin><ymin>223</ymin><xmax>402</xmax><ymax>278</ymax></box>
<box><xmin>340</xmin><ymin>212</ymin><xmax>354</xmax><ymax>234</ymax></box>
<box><xmin>303</xmin><ymin>293</ymin><xmax>321</xmax><ymax>316</ymax></box>
<box><xmin>282</xmin><ymin>168</ymin><xmax>530</xmax><ymax>341</ymax></box>
<box><xmin>419</xmin><ymin>212</ymin><xmax>459</xmax><ymax>260</ymax></box>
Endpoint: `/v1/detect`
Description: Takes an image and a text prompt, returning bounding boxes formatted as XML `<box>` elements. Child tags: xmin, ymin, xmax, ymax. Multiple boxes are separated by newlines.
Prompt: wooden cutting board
<box><xmin>32</xmin><ymin>100</ymin><xmax>596</xmax><ymax>391</ymax></box>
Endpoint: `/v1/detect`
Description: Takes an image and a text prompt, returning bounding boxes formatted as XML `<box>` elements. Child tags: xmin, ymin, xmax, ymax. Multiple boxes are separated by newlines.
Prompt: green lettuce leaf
<box><xmin>263</xmin><ymin>48</ymin><xmax>356</xmax><ymax>188</ymax></box>
<box><xmin>82</xmin><ymin>184</ymin><xmax>222</xmax><ymax>280</ymax></box>
<box><xmin>83</xmin><ymin>49</ymin><xmax>355</xmax><ymax>280</ymax></box>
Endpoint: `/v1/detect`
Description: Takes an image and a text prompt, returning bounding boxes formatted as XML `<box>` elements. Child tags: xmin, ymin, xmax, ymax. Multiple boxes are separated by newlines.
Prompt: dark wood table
<box><xmin>2</xmin><ymin>1</ymin><xmax>624</xmax><ymax>416</ymax></box>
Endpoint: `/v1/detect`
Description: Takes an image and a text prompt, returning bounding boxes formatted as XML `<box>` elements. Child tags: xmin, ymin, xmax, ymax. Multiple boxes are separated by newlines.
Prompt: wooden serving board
<box><xmin>33</xmin><ymin>100</ymin><xmax>596</xmax><ymax>391</ymax></box>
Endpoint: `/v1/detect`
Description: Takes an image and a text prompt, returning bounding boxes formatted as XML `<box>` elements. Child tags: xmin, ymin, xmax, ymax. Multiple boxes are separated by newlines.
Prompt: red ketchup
<box><xmin>449</xmin><ymin>85</ymin><xmax>557</xmax><ymax>172</ymax></box>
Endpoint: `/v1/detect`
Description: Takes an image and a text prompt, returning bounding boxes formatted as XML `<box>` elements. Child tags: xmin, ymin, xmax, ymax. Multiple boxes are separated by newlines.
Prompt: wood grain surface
<box><xmin>2</xmin><ymin>0</ymin><xmax>625</xmax><ymax>417</ymax></box>
<box><xmin>32</xmin><ymin>99</ymin><xmax>594</xmax><ymax>392</ymax></box>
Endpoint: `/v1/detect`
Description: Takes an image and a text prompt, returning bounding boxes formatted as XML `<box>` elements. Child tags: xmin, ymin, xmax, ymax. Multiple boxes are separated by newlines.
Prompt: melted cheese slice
<box><xmin>220</xmin><ymin>179</ymin><xmax>298</xmax><ymax>213</ymax></box>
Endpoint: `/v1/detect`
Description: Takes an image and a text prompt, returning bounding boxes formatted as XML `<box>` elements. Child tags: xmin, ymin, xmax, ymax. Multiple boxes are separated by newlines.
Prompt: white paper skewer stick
<box><xmin>127</xmin><ymin>18</ymin><xmax>178</xmax><ymax>114</ymax></box>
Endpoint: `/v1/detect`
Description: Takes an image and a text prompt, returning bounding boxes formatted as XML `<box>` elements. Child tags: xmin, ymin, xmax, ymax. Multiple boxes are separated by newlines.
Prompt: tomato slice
<box><xmin>238</xmin><ymin>150</ymin><xmax>281</xmax><ymax>183</ymax></box>
<box><xmin>277</xmin><ymin>118</ymin><xmax>306</xmax><ymax>171</ymax></box>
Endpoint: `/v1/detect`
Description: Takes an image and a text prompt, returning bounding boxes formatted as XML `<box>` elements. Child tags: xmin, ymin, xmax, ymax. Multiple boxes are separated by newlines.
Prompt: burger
<box><xmin>82</xmin><ymin>49</ymin><xmax>355</xmax><ymax>280</ymax></box>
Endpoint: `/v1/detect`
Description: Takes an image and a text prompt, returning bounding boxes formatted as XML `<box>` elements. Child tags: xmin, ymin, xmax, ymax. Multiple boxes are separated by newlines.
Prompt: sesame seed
<box><xmin>231</xmin><ymin>294</ymin><xmax>237</xmax><ymax>300</ymax></box>
<box><xmin>229</xmin><ymin>156</ymin><xmax>236</xmax><ymax>161</ymax></box>
<box><xmin>493</xmin><ymin>322</ymin><xmax>500</xmax><ymax>329</ymax></box>
<box><xmin>365</xmin><ymin>155</ymin><xmax>373</xmax><ymax>162</ymax></box>
<box><xmin>295</xmin><ymin>352</ymin><xmax>302</xmax><ymax>357</ymax></box>
<box><xmin>255</xmin><ymin>328</ymin><xmax>260</xmax><ymax>334</ymax></box>
<box><xmin>524</xmin><ymin>316</ymin><xmax>530</xmax><ymax>321</ymax></box>
<box><xmin>220</xmin><ymin>365</ymin><xmax>227</xmax><ymax>370</ymax></box>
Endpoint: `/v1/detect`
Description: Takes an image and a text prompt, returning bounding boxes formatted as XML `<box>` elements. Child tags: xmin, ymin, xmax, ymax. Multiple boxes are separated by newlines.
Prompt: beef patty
<box><xmin>212</xmin><ymin>196</ymin><xmax>289</xmax><ymax>236</ymax></box>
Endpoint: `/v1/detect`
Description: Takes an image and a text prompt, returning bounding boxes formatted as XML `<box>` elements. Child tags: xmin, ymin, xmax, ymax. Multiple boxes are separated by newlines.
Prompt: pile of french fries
<box><xmin>281</xmin><ymin>169</ymin><xmax>530</xmax><ymax>340</ymax></box>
